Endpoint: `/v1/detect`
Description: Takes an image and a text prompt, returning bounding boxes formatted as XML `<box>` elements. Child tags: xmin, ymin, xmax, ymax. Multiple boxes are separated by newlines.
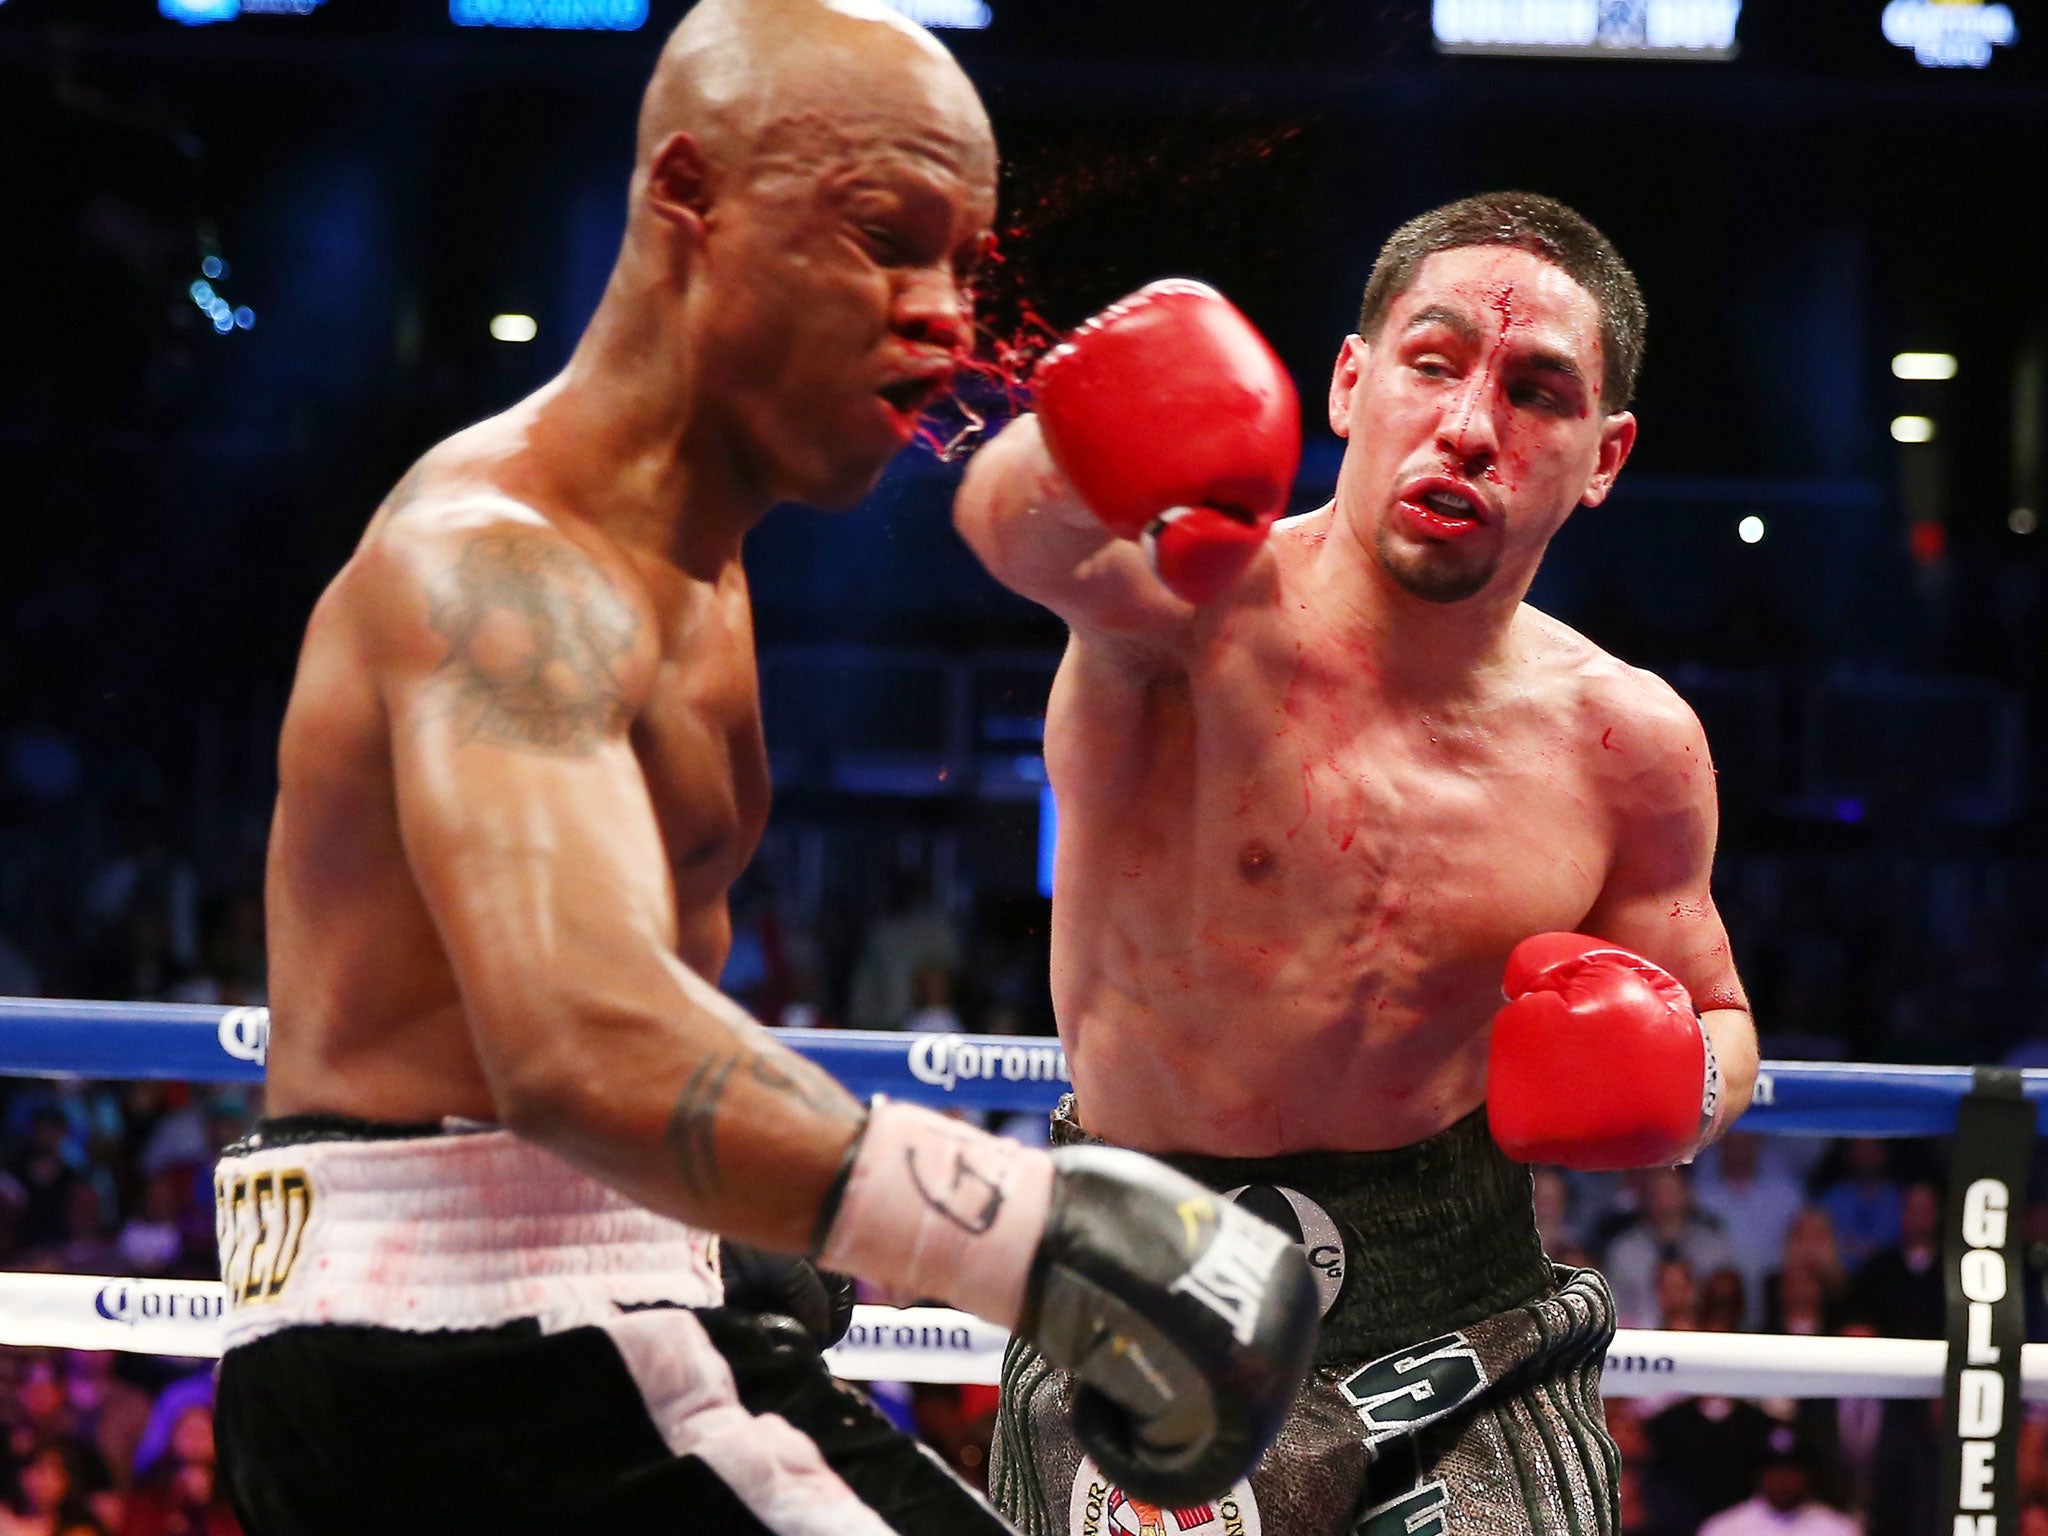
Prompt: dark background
<box><xmin>0</xmin><ymin>8</ymin><xmax>2044</xmax><ymax>1531</ymax></box>
<box><xmin>1</xmin><ymin>0</ymin><xmax>2046</xmax><ymax>1061</ymax></box>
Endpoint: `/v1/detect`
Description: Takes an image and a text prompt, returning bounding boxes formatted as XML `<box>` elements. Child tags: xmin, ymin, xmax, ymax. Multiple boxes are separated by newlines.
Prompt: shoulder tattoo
<box><xmin>426</xmin><ymin>528</ymin><xmax>640</xmax><ymax>756</ymax></box>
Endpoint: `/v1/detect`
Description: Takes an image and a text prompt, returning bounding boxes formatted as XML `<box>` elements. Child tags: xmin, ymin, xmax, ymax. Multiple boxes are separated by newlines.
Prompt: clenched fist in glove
<box><xmin>816</xmin><ymin>1099</ymin><xmax>1318</xmax><ymax>1505</ymax></box>
<box><xmin>717</xmin><ymin>1240</ymin><xmax>856</xmax><ymax>1348</ymax></box>
<box><xmin>1032</xmin><ymin>280</ymin><xmax>1300</xmax><ymax>603</ymax></box>
<box><xmin>1487</xmin><ymin>932</ymin><xmax>1721</xmax><ymax>1171</ymax></box>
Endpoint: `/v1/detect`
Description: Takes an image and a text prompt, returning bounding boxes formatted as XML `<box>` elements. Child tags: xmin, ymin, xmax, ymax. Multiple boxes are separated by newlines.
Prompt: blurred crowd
<box><xmin>0</xmin><ymin>1076</ymin><xmax>246</xmax><ymax>1531</ymax></box>
<box><xmin>0</xmin><ymin>1350</ymin><xmax>232</xmax><ymax>1536</ymax></box>
<box><xmin>16</xmin><ymin>1066</ymin><xmax>2047</xmax><ymax>1534</ymax></box>
<box><xmin>1551</xmin><ymin>1134</ymin><xmax>2046</xmax><ymax>1536</ymax></box>
<box><xmin>13</xmin><ymin>746</ymin><xmax>2048</xmax><ymax>1533</ymax></box>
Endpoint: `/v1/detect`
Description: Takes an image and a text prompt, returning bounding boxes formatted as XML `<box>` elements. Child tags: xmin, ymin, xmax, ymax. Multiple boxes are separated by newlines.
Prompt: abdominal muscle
<box><xmin>1039</xmin><ymin>630</ymin><xmax>1606</xmax><ymax>1157</ymax></box>
<box><xmin>1048</xmin><ymin>862</ymin><xmax>1502</xmax><ymax>1156</ymax></box>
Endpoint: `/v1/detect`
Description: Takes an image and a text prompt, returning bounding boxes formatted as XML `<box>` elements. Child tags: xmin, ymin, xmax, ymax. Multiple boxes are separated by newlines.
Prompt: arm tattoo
<box><xmin>666</xmin><ymin>1049</ymin><xmax>739</xmax><ymax>1201</ymax></box>
<box><xmin>744</xmin><ymin>1047</ymin><xmax>863</xmax><ymax>1124</ymax></box>
<box><xmin>426</xmin><ymin>529</ymin><xmax>639</xmax><ymax>756</ymax></box>
<box><xmin>663</xmin><ymin>1040</ymin><xmax>862</xmax><ymax>1201</ymax></box>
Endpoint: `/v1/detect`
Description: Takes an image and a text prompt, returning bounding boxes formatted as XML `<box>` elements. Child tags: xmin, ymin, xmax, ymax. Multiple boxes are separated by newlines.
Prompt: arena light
<box><xmin>451</xmin><ymin>0</ymin><xmax>647</xmax><ymax>28</ymax></box>
<box><xmin>161</xmin><ymin>0</ymin><xmax>239</xmax><ymax>22</ymax></box>
<box><xmin>161</xmin><ymin>0</ymin><xmax>329</xmax><ymax>17</ymax></box>
<box><xmin>490</xmin><ymin>314</ymin><xmax>539</xmax><ymax>343</ymax></box>
<box><xmin>1737</xmin><ymin>515</ymin><xmax>1765</xmax><ymax>545</ymax></box>
<box><xmin>1908</xmin><ymin>518</ymin><xmax>1948</xmax><ymax>566</ymax></box>
<box><xmin>1891</xmin><ymin>415</ymin><xmax>1937</xmax><ymax>444</ymax></box>
<box><xmin>878</xmin><ymin>0</ymin><xmax>992</xmax><ymax>26</ymax></box>
<box><xmin>189</xmin><ymin>275</ymin><xmax>251</xmax><ymax>338</ymax></box>
<box><xmin>1893</xmin><ymin>352</ymin><xmax>1959</xmax><ymax>381</ymax></box>
<box><xmin>1432</xmin><ymin>0</ymin><xmax>1741</xmax><ymax>58</ymax></box>
<box><xmin>2011</xmin><ymin>508</ymin><xmax>2039</xmax><ymax>536</ymax></box>
<box><xmin>1883</xmin><ymin>0</ymin><xmax>2016</xmax><ymax>68</ymax></box>
<box><xmin>1037</xmin><ymin>783</ymin><xmax>1057</xmax><ymax>900</ymax></box>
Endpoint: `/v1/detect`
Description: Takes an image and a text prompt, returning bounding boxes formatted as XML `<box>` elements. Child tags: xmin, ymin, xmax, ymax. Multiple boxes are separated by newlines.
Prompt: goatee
<box><xmin>1373</xmin><ymin>525</ymin><xmax>1497</xmax><ymax>604</ymax></box>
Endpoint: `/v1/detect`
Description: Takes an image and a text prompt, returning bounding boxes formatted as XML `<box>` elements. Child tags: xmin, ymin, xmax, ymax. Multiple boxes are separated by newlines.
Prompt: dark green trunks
<box><xmin>989</xmin><ymin>1098</ymin><xmax>1619</xmax><ymax>1536</ymax></box>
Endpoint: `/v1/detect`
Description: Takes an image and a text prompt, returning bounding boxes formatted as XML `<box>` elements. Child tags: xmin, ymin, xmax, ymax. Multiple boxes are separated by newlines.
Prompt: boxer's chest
<box><xmin>1176</xmin><ymin>641</ymin><xmax>1611</xmax><ymax>985</ymax></box>
<box><xmin>634</xmin><ymin>581</ymin><xmax>771</xmax><ymax>916</ymax></box>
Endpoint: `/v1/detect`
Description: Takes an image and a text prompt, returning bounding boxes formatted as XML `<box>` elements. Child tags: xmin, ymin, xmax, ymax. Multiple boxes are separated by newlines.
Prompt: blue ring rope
<box><xmin>0</xmin><ymin>995</ymin><xmax>2031</xmax><ymax>1137</ymax></box>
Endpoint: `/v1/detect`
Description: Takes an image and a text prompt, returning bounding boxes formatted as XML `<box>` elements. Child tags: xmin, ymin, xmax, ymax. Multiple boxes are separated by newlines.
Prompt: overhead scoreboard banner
<box><xmin>1433</xmin><ymin>0</ymin><xmax>1742</xmax><ymax>59</ymax></box>
<box><xmin>155</xmin><ymin>0</ymin><xmax>987</xmax><ymax>31</ymax></box>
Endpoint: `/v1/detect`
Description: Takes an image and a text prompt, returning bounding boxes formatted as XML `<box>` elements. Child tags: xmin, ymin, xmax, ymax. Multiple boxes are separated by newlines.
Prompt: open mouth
<box><xmin>1396</xmin><ymin>480</ymin><xmax>1491</xmax><ymax>540</ymax></box>
<box><xmin>877</xmin><ymin>376</ymin><xmax>947</xmax><ymax>420</ymax></box>
<box><xmin>1417</xmin><ymin>488</ymin><xmax>1479</xmax><ymax>523</ymax></box>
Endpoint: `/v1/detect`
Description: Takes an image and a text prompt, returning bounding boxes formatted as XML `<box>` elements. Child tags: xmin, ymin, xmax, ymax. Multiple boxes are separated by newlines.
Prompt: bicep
<box><xmin>1581</xmin><ymin>722</ymin><xmax>1748</xmax><ymax>1016</ymax></box>
<box><xmin>390</xmin><ymin>703</ymin><xmax>677</xmax><ymax>1006</ymax></box>
<box><xmin>1582</xmin><ymin>759</ymin><xmax>1758</xmax><ymax>1132</ymax></box>
<box><xmin>374</xmin><ymin>524</ymin><xmax>675</xmax><ymax>1069</ymax></box>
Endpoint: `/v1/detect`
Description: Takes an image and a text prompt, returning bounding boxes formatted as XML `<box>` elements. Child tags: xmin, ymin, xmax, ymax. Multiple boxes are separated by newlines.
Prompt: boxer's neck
<box><xmin>540</xmin><ymin>279</ymin><xmax>766</xmax><ymax>578</ymax></box>
<box><xmin>1315</xmin><ymin>507</ymin><xmax>1536</xmax><ymax>700</ymax></box>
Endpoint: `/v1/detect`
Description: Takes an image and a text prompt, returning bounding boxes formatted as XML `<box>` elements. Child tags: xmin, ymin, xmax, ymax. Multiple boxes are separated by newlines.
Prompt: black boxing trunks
<box><xmin>212</xmin><ymin>1117</ymin><xmax>1017</xmax><ymax>1536</ymax></box>
<box><xmin>989</xmin><ymin>1100</ymin><xmax>1618</xmax><ymax>1536</ymax></box>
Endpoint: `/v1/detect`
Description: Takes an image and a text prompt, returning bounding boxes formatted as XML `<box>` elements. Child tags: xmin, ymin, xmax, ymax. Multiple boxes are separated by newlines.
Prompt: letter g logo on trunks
<box><xmin>1339</xmin><ymin>1334</ymin><xmax>1487</xmax><ymax>1448</ymax></box>
<box><xmin>1068</xmin><ymin>1456</ymin><xmax>1262</xmax><ymax>1536</ymax></box>
<box><xmin>1223</xmin><ymin>1184</ymin><xmax>1346</xmax><ymax>1319</ymax></box>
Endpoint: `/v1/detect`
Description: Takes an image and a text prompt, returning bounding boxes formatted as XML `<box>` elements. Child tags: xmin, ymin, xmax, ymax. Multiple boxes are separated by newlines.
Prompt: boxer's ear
<box><xmin>1328</xmin><ymin>335</ymin><xmax>1365</xmax><ymax>438</ymax></box>
<box><xmin>1580</xmin><ymin>410</ymin><xmax>1637</xmax><ymax>509</ymax></box>
<box><xmin>643</xmin><ymin>131</ymin><xmax>716</xmax><ymax>245</ymax></box>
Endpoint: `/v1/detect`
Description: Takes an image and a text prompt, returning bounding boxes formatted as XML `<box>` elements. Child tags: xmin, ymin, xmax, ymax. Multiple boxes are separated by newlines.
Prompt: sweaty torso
<box><xmin>261</xmin><ymin>436</ymin><xmax>770</xmax><ymax>1122</ymax></box>
<box><xmin>1046</xmin><ymin>515</ymin><xmax>1643</xmax><ymax>1155</ymax></box>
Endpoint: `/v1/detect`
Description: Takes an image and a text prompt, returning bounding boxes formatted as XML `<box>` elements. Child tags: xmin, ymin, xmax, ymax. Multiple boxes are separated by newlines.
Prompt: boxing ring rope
<box><xmin>0</xmin><ymin>1266</ymin><xmax>2032</xmax><ymax>1400</ymax></box>
<box><xmin>3</xmin><ymin>995</ymin><xmax>2038</xmax><ymax>1136</ymax></box>
<box><xmin>0</xmin><ymin>995</ymin><xmax>2036</xmax><ymax>1395</ymax></box>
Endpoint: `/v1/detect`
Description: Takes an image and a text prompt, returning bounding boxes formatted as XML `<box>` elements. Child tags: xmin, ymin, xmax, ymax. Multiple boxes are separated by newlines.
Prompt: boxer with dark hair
<box><xmin>211</xmin><ymin>5</ymin><xmax>1316</xmax><ymax>1532</ymax></box>
<box><xmin>956</xmin><ymin>191</ymin><xmax>1756</xmax><ymax>1534</ymax></box>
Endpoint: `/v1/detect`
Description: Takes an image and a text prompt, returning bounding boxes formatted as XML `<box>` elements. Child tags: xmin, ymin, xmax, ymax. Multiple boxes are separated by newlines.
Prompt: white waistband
<box><xmin>214</xmin><ymin>1128</ymin><xmax>722</xmax><ymax>1353</ymax></box>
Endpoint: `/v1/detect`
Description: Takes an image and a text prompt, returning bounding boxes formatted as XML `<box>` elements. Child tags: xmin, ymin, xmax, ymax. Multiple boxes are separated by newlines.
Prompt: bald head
<box><xmin>637</xmin><ymin>0</ymin><xmax>993</xmax><ymax>185</ymax></box>
<box><xmin>589</xmin><ymin>0</ymin><xmax>998</xmax><ymax>516</ymax></box>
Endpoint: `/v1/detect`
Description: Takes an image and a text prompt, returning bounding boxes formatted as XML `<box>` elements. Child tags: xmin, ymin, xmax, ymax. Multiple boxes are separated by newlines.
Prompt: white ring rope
<box><xmin>0</xmin><ymin>1001</ymin><xmax>2016</xmax><ymax>1404</ymax></box>
<box><xmin>0</xmin><ymin>1270</ymin><xmax>2013</xmax><ymax>1400</ymax></box>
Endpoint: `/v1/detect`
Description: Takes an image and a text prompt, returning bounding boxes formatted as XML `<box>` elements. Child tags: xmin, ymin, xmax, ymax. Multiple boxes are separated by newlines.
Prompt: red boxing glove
<box><xmin>1486</xmin><ymin>932</ymin><xmax>1721</xmax><ymax>1171</ymax></box>
<box><xmin>1033</xmin><ymin>280</ymin><xmax>1300</xmax><ymax>603</ymax></box>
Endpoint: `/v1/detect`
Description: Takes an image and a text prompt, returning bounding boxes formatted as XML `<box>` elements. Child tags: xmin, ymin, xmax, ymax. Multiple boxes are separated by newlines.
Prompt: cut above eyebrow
<box><xmin>1401</xmin><ymin>304</ymin><xmax>1481</xmax><ymax>344</ymax></box>
<box><xmin>1402</xmin><ymin>305</ymin><xmax>1590</xmax><ymax>390</ymax></box>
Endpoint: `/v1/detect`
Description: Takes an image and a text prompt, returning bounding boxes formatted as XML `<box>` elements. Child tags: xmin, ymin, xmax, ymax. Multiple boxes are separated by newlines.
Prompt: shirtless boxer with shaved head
<box><xmin>211</xmin><ymin>6</ymin><xmax>1316</xmax><ymax>1533</ymax></box>
<box><xmin>955</xmin><ymin>193</ymin><xmax>1759</xmax><ymax>1534</ymax></box>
